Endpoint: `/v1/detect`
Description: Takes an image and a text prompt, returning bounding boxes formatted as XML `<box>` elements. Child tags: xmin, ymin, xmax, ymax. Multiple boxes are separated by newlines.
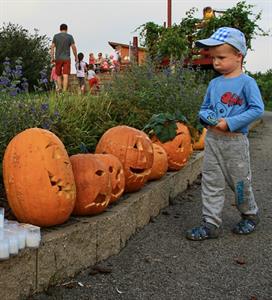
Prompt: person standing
<box><xmin>50</xmin><ymin>60</ymin><xmax>59</xmax><ymax>91</ymax></box>
<box><xmin>50</xmin><ymin>24</ymin><xmax>78</xmax><ymax>92</ymax></box>
<box><xmin>75</xmin><ymin>52</ymin><xmax>88</xmax><ymax>94</ymax></box>
<box><xmin>185</xmin><ymin>27</ymin><xmax>264</xmax><ymax>240</ymax></box>
<box><xmin>87</xmin><ymin>64</ymin><xmax>99</xmax><ymax>94</ymax></box>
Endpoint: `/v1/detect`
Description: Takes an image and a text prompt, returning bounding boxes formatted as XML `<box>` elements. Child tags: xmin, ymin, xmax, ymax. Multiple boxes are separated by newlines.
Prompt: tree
<box><xmin>0</xmin><ymin>23</ymin><xmax>51</xmax><ymax>90</ymax></box>
<box><xmin>137</xmin><ymin>1</ymin><xmax>267</xmax><ymax>63</ymax></box>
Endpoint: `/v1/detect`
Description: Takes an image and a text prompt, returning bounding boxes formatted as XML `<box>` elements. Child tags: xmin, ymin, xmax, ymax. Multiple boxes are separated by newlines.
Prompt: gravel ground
<box><xmin>30</xmin><ymin>112</ymin><xmax>272</xmax><ymax>300</ymax></box>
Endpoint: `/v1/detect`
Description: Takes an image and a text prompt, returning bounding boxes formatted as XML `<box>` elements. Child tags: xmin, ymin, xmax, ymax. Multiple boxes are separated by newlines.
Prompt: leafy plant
<box><xmin>104</xmin><ymin>60</ymin><xmax>208</xmax><ymax>129</ymax></box>
<box><xmin>143</xmin><ymin>112</ymin><xmax>188</xmax><ymax>142</ymax></box>
<box><xmin>0</xmin><ymin>57</ymin><xmax>29</xmax><ymax>96</ymax></box>
<box><xmin>137</xmin><ymin>1</ymin><xmax>267</xmax><ymax>63</ymax></box>
<box><xmin>0</xmin><ymin>23</ymin><xmax>51</xmax><ymax>90</ymax></box>
<box><xmin>248</xmin><ymin>69</ymin><xmax>272</xmax><ymax>107</ymax></box>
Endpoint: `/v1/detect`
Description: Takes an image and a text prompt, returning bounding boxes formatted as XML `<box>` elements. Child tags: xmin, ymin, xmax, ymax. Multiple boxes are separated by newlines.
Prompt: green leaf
<box><xmin>156</xmin><ymin>122</ymin><xmax>177</xmax><ymax>142</ymax></box>
<box><xmin>175</xmin><ymin>112</ymin><xmax>188</xmax><ymax>124</ymax></box>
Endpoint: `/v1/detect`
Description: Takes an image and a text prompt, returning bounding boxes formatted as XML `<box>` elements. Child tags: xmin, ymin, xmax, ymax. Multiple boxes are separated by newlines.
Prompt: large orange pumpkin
<box><xmin>152</xmin><ymin>122</ymin><xmax>192</xmax><ymax>171</ymax></box>
<box><xmin>70</xmin><ymin>154</ymin><xmax>111</xmax><ymax>215</ymax></box>
<box><xmin>3</xmin><ymin>128</ymin><xmax>76</xmax><ymax>227</ymax></box>
<box><xmin>95</xmin><ymin>126</ymin><xmax>153</xmax><ymax>192</ymax></box>
<box><xmin>192</xmin><ymin>128</ymin><xmax>207</xmax><ymax>150</ymax></box>
<box><xmin>94</xmin><ymin>154</ymin><xmax>125</xmax><ymax>203</ymax></box>
<box><xmin>148</xmin><ymin>144</ymin><xmax>168</xmax><ymax>181</ymax></box>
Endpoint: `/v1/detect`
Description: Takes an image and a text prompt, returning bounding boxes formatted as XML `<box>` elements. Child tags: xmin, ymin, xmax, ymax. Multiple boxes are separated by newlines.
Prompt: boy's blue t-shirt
<box><xmin>199</xmin><ymin>73</ymin><xmax>264</xmax><ymax>134</ymax></box>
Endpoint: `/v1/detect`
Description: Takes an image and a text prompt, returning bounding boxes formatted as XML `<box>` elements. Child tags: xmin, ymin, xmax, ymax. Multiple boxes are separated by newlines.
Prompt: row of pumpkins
<box><xmin>2</xmin><ymin>123</ymin><xmax>206</xmax><ymax>227</ymax></box>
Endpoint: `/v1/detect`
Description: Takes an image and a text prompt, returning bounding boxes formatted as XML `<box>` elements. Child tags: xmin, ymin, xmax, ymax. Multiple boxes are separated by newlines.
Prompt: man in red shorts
<box><xmin>50</xmin><ymin>24</ymin><xmax>78</xmax><ymax>92</ymax></box>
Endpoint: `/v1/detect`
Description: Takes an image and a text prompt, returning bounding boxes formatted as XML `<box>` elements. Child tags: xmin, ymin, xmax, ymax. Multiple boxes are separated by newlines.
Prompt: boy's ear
<box><xmin>237</xmin><ymin>51</ymin><xmax>243</xmax><ymax>58</ymax></box>
<box><xmin>236</xmin><ymin>51</ymin><xmax>243</xmax><ymax>62</ymax></box>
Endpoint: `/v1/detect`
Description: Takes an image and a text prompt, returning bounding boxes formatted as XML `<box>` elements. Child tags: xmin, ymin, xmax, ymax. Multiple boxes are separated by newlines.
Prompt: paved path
<box><xmin>31</xmin><ymin>112</ymin><xmax>272</xmax><ymax>300</ymax></box>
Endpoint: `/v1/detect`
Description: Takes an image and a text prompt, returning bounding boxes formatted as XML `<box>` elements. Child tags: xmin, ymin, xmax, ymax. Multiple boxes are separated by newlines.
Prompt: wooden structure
<box><xmin>184</xmin><ymin>49</ymin><xmax>213</xmax><ymax>69</ymax></box>
<box><xmin>108</xmin><ymin>41</ymin><xmax>147</xmax><ymax>65</ymax></box>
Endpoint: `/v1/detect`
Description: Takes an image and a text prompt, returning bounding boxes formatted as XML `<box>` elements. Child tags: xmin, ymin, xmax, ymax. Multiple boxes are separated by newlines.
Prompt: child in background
<box><xmin>75</xmin><ymin>52</ymin><xmax>88</xmax><ymax>94</ymax></box>
<box><xmin>186</xmin><ymin>27</ymin><xmax>264</xmax><ymax>240</ymax></box>
<box><xmin>87</xmin><ymin>64</ymin><xmax>99</xmax><ymax>94</ymax></box>
<box><xmin>50</xmin><ymin>61</ymin><xmax>59</xmax><ymax>91</ymax></box>
<box><xmin>89</xmin><ymin>53</ymin><xmax>96</xmax><ymax>65</ymax></box>
<box><xmin>89</xmin><ymin>53</ymin><xmax>96</xmax><ymax>71</ymax></box>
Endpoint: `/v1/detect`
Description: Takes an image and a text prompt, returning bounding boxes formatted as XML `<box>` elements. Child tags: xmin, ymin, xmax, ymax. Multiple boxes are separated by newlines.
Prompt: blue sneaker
<box><xmin>186</xmin><ymin>222</ymin><xmax>219</xmax><ymax>241</ymax></box>
<box><xmin>232</xmin><ymin>214</ymin><xmax>260</xmax><ymax>235</ymax></box>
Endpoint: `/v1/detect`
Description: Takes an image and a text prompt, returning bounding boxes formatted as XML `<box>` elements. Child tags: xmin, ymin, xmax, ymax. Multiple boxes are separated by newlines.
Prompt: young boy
<box><xmin>186</xmin><ymin>27</ymin><xmax>264</xmax><ymax>240</ymax></box>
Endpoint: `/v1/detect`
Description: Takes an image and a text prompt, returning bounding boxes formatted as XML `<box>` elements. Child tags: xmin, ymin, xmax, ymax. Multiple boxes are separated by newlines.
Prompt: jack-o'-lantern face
<box><xmin>148</xmin><ymin>143</ymin><xmax>168</xmax><ymax>181</ymax></box>
<box><xmin>152</xmin><ymin>122</ymin><xmax>192</xmax><ymax>171</ymax></box>
<box><xmin>94</xmin><ymin>154</ymin><xmax>125</xmax><ymax>203</ymax></box>
<box><xmin>3</xmin><ymin>128</ymin><xmax>76</xmax><ymax>227</ymax></box>
<box><xmin>70</xmin><ymin>154</ymin><xmax>111</xmax><ymax>215</ymax></box>
<box><xmin>95</xmin><ymin>126</ymin><xmax>154</xmax><ymax>192</ymax></box>
<box><xmin>42</xmin><ymin>131</ymin><xmax>76</xmax><ymax>202</ymax></box>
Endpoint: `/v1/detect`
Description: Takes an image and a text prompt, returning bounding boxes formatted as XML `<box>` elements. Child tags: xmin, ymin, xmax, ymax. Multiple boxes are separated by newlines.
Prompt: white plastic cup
<box><xmin>0</xmin><ymin>238</ymin><xmax>10</xmax><ymax>260</ymax></box>
<box><xmin>25</xmin><ymin>226</ymin><xmax>41</xmax><ymax>248</ymax></box>
<box><xmin>0</xmin><ymin>208</ymin><xmax>4</xmax><ymax>228</ymax></box>
<box><xmin>4</xmin><ymin>222</ymin><xmax>27</xmax><ymax>250</ymax></box>
<box><xmin>17</xmin><ymin>227</ymin><xmax>27</xmax><ymax>250</ymax></box>
<box><xmin>4</xmin><ymin>229</ymin><xmax>19</xmax><ymax>256</ymax></box>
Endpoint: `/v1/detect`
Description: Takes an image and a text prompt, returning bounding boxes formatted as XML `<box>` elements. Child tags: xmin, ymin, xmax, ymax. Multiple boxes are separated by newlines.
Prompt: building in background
<box><xmin>108</xmin><ymin>41</ymin><xmax>146</xmax><ymax>66</ymax></box>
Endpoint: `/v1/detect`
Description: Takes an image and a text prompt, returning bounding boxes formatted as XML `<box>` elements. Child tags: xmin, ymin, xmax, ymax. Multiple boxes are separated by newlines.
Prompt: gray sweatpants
<box><xmin>202</xmin><ymin>130</ymin><xmax>258</xmax><ymax>227</ymax></box>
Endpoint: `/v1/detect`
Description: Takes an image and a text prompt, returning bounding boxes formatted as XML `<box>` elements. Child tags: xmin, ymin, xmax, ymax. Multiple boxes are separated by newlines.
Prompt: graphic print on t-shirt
<box><xmin>221</xmin><ymin>92</ymin><xmax>243</xmax><ymax>107</ymax></box>
<box><xmin>215</xmin><ymin>92</ymin><xmax>244</xmax><ymax>118</ymax></box>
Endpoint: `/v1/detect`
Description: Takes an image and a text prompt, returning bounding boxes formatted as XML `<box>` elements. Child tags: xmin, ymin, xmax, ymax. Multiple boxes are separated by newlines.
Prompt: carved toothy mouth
<box><xmin>48</xmin><ymin>172</ymin><xmax>74</xmax><ymax>200</ymax></box>
<box><xmin>130</xmin><ymin>167</ymin><xmax>145</xmax><ymax>174</ymax></box>
<box><xmin>112</xmin><ymin>185</ymin><xmax>122</xmax><ymax>196</ymax></box>
<box><xmin>95</xmin><ymin>193</ymin><xmax>106</xmax><ymax>203</ymax></box>
<box><xmin>85</xmin><ymin>194</ymin><xmax>109</xmax><ymax>208</ymax></box>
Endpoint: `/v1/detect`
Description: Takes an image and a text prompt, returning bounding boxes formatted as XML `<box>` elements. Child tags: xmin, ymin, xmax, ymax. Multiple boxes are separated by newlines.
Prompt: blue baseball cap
<box><xmin>195</xmin><ymin>27</ymin><xmax>247</xmax><ymax>56</ymax></box>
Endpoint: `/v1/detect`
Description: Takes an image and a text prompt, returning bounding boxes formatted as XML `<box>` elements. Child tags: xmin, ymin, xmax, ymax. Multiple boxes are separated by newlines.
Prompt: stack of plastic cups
<box><xmin>0</xmin><ymin>208</ymin><xmax>41</xmax><ymax>261</ymax></box>
<box><xmin>0</xmin><ymin>208</ymin><xmax>9</xmax><ymax>261</ymax></box>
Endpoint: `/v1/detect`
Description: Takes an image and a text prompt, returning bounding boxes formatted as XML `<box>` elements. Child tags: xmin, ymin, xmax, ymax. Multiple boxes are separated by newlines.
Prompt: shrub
<box><xmin>0</xmin><ymin>57</ymin><xmax>29</xmax><ymax>96</ymax></box>
<box><xmin>0</xmin><ymin>23</ymin><xmax>51</xmax><ymax>91</ymax></box>
<box><xmin>104</xmin><ymin>61</ymin><xmax>208</xmax><ymax>128</ymax></box>
<box><xmin>248</xmin><ymin>69</ymin><xmax>272</xmax><ymax>109</ymax></box>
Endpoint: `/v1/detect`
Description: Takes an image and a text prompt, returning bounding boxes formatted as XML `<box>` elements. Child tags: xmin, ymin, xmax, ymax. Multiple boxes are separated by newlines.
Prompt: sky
<box><xmin>1</xmin><ymin>0</ymin><xmax>271</xmax><ymax>73</ymax></box>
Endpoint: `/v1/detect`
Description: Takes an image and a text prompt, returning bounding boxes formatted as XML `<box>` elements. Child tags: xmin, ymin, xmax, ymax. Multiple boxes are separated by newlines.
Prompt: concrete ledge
<box><xmin>0</xmin><ymin>248</ymin><xmax>37</xmax><ymax>300</ymax></box>
<box><xmin>0</xmin><ymin>151</ymin><xmax>204</xmax><ymax>300</ymax></box>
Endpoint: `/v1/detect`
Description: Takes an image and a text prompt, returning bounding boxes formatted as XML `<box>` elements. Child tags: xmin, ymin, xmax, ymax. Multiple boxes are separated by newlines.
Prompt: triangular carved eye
<box><xmin>109</xmin><ymin>166</ymin><xmax>114</xmax><ymax>173</ymax></box>
<box><xmin>178</xmin><ymin>143</ymin><xmax>184</xmax><ymax>150</ymax></box>
<box><xmin>95</xmin><ymin>170</ymin><xmax>104</xmax><ymax>176</ymax></box>
<box><xmin>133</xmin><ymin>139</ymin><xmax>143</xmax><ymax>150</ymax></box>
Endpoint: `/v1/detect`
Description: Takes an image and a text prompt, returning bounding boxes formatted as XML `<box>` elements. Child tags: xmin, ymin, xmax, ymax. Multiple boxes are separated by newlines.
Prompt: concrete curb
<box><xmin>0</xmin><ymin>119</ymin><xmax>262</xmax><ymax>300</ymax></box>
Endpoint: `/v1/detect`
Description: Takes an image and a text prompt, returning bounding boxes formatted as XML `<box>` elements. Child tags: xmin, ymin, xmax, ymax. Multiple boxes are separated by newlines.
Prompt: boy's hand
<box><xmin>215</xmin><ymin>118</ymin><xmax>228</xmax><ymax>131</ymax></box>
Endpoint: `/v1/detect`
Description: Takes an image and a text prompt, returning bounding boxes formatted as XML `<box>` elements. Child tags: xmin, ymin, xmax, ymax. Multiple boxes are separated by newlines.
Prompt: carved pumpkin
<box><xmin>3</xmin><ymin>128</ymin><xmax>76</xmax><ymax>227</ymax></box>
<box><xmin>94</xmin><ymin>154</ymin><xmax>125</xmax><ymax>203</ymax></box>
<box><xmin>192</xmin><ymin>128</ymin><xmax>207</xmax><ymax>150</ymax></box>
<box><xmin>148</xmin><ymin>144</ymin><xmax>168</xmax><ymax>181</ymax></box>
<box><xmin>95</xmin><ymin>126</ymin><xmax>154</xmax><ymax>192</ymax></box>
<box><xmin>152</xmin><ymin>122</ymin><xmax>192</xmax><ymax>171</ymax></box>
<box><xmin>70</xmin><ymin>154</ymin><xmax>111</xmax><ymax>215</ymax></box>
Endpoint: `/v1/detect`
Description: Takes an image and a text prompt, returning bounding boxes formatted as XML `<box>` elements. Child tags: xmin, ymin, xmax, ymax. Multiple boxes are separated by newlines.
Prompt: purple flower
<box><xmin>41</xmin><ymin>103</ymin><xmax>49</xmax><ymax>111</ymax></box>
